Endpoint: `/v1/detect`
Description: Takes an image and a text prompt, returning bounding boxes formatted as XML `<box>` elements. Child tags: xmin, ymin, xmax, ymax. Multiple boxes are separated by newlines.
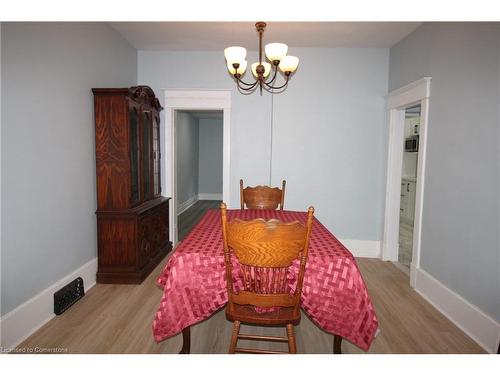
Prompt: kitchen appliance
<box><xmin>405</xmin><ymin>135</ymin><xmax>419</xmax><ymax>152</ymax></box>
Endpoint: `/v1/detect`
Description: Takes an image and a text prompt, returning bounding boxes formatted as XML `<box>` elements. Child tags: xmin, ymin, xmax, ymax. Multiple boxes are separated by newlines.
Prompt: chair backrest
<box><xmin>220</xmin><ymin>203</ymin><xmax>314</xmax><ymax>313</ymax></box>
<box><xmin>240</xmin><ymin>179</ymin><xmax>286</xmax><ymax>210</ymax></box>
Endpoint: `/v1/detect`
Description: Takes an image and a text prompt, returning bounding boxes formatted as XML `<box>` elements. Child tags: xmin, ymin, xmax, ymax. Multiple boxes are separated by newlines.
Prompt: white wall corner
<box><xmin>0</xmin><ymin>257</ymin><xmax>97</xmax><ymax>349</ymax></box>
<box><xmin>339</xmin><ymin>239</ymin><xmax>381</xmax><ymax>258</ymax></box>
<box><xmin>414</xmin><ymin>266</ymin><xmax>500</xmax><ymax>353</ymax></box>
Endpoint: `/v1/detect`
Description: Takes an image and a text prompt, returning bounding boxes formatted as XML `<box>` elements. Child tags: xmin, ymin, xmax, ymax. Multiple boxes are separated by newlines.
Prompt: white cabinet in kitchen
<box><xmin>404</xmin><ymin>117</ymin><xmax>420</xmax><ymax>139</ymax></box>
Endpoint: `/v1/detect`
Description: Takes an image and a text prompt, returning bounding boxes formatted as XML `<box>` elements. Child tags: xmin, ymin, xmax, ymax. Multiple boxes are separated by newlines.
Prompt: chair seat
<box><xmin>226</xmin><ymin>304</ymin><xmax>301</xmax><ymax>326</ymax></box>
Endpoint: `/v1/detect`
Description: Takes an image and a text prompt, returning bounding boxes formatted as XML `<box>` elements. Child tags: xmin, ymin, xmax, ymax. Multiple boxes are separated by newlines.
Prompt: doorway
<box><xmin>397</xmin><ymin>104</ymin><xmax>421</xmax><ymax>273</ymax></box>
<box><xmin>174</xmin><ymin>109</ymin><xmax>223</xmax><ymax>241</ymax></box>
<box><xmin>164</xmin><ymin>90</ymin><xmax>231</xmax><ymax>246</ymax></box>
<box><xmin>382</xmin><ymin>78</ymin><xmax>431</xmax><ymax>287</ymax></box>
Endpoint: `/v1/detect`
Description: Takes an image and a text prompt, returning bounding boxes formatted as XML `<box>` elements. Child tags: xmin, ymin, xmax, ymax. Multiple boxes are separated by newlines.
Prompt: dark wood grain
<box><xmin>179</xmin><ymin>328</ymin><xmax>191</xmax><ymax>354</ymax></box>
<box><xmin>240</xmin><ymin>179</ymin><xmax>286</xmax><ymax>210</ymax></box>
<box><xmin>96</xmin><ymin>198</ymin><xmax>172</xmax><ymax>284</ymax></box>
<box><xmin>334</xmin><ymin>334</ymin><xmax>343</xmax><ymax>354</ymax></box>
<box><xmin>94</xmin><ymin>94</ymin><xmax>130</xmax><ymax>210</ymax></box>
<box><xmin>93</xmin><ymin>86</ymin><xmax>171</xmax><ymax>284</ymax></box>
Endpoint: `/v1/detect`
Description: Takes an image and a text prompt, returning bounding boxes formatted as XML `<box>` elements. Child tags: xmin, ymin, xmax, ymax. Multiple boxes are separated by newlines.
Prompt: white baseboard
<box><xmin>414</xmin><ymin>267</ymin><xmax>500</xmax><ymax>353</ymax></box>
<box><xmin>410</xmin><ymin>262</ymin><xmax>417</xmax><ymax>288</ymax></box>
<box><xmin>177</xmin><ymin>195</ymin><xmax>198</xmax><ymax>215</ymax></box>
<box><xmin>339</xmin><ymin>239</ymin><xmax>381</xmax><ymax>258</ymax></box>
<box><xmin>198</xmin><ymin>193</ymin><xmax>222</xmax><ymax>201</ymax></box>
<box><xmin>0</xmin><ymin>257</ymin><xmax>98</xmax><ymax>349</ymax></box>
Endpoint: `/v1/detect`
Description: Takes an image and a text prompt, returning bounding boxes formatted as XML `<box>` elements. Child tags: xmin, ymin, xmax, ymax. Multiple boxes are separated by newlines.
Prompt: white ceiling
<box><xmin>109</xmin><ymin>22</ymin><xmax>422</xmax><ymax>51</ymax></box>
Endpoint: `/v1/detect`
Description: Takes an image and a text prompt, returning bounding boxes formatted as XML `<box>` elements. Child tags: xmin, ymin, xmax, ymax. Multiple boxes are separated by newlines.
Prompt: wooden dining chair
<box><xmin>240</xmin><ymin>179</ymin><xmax>286</xmax><ymax>210</ymax></box>
<box><xmin>220</xmin><ymin>202</ymin><xmax>314</xmax><ymax>354</ymax></box>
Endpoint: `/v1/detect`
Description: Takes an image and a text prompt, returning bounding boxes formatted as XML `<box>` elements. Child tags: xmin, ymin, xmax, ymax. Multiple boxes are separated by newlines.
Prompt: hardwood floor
<box><xmin>178</xmin><ymin>200</ymin><xmax>221</xmax><ymax>241</ymax></box>
<box><xmin>17</xmin><ymin>256</ymin><xmax>485</xmax><ymax>354</ymax></box>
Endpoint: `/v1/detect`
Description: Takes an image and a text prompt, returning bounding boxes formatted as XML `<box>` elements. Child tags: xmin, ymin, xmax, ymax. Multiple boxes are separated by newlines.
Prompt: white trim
<box><xmin>177</xmin><ymin>195</ymin><xmax>199</xmax><ymax>215</ymax></box>
<box><xmin>163</xmin><ymin>89</ymin><xmax>231</xmax><ymax>247</ymax></box>
<box><xmin>387</xmin><ymin>77</ymin><xmax>432</xmax><ymax>109</ymax></box>
<box><xmin>381</xmin><ymin>109</ymin><xmax>405</xmax><ymax>261</ymax></box>
<box><xmin>165</xmin><ymin>89</ymin><xmax>231</xmax><ymax>108</ymax></box>
<box><xmin>414</xmin><ymin>267</ymin><xmax>500</xmax><ymax>353</ymax></box>
<box><xmin>198</xmin><ymin>193</ymin><xmax>222</xmax><ymax>201</ymax></box>
<box><xmin>0</xmin><ymin>257</ymin><xmax>97</xmax><ymax>349</ymax></box>
<box><xmin>382</xmin><ymin>77</ymin><xmax>432</xmax><ymax>288</ymax></box>
<box><xmin>409</xmin><ymin>262</ymin><xmax>418</xmax><ymax>287</ymax></box>
<box><xmin>0</xmin><ymin>25</ymin><xmax>3</xmax><ymax>346</ymax></box>
<box><xmin>338</xmin><ymin>239</ymin><xmax>381</xmax><ymax>258</ymax></box>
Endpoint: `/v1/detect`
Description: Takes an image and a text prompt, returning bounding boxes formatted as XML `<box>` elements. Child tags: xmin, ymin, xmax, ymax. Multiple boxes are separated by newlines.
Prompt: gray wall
<box><xmin>198</xmin><ymin>117</ymin><xmax>223</xmax><ymax>195</ymax></box>
<box><xmin>175</xmin><ymin>111</ymin><xmax>199</xmax><ymax>206</ymax></box>
<box><xmin>1</xmin><ymin>23</ymin><xmax>137</xmax><ymax>315</ymax></box>
<box><xmin>138</xmin><ymin>48</ymin><xmax>389</xmax><ymax>240</ymax></box>
<box><xmin>389</xmin><ymin>23</ymin><xmax>500</xmax><ymax>322</ymax></box>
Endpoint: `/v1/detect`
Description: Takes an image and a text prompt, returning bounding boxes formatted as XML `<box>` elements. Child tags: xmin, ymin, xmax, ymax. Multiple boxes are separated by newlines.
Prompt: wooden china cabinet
<box><xmin>92</xmin><ymin>86</ymin><xmax>171</xmax><ymax>284</ymax></box>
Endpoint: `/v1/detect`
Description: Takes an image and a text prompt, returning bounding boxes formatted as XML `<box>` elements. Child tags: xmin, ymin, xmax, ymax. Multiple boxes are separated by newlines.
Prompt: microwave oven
<box><xmin>405</xmin><ymin>135</ymin><xmax>419</xmax><ymax>152</ymax></box>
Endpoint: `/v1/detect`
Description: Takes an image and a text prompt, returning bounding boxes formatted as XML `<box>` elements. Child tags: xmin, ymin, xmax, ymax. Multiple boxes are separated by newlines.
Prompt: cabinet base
<box><xmin>96</xmin><ymin>242</ymin><xmax>172</xmax><ymax>284</ymax></box>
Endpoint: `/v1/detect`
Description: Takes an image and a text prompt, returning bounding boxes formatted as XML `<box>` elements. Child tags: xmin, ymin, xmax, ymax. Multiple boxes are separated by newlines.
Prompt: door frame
<box><xmin>163</xmin><ymin>89</ymin><xmax>231</xmax><ymax>246</ymax></box>
<box><xmin>382</xmin><ymin>77</ymin><xmax>431</xmax><ymax>288</ymax></box>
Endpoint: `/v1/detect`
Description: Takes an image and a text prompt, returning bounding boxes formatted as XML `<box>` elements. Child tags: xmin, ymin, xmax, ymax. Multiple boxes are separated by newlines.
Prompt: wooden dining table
<box><xmin>152</xmin><ymin>208</ymin><xmax>379</xmax><ymax>354</ymax></box>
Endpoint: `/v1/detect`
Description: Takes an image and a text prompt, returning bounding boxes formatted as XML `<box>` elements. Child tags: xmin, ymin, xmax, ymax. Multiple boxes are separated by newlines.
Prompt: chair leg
<box><xmin>229</xmin><ymin>321</ymin><xmax>241</xmax><ymax>354</ymax></box>
<box><xmin>286</xmin><ymin>324</ymin><xmax>297</xmax><ymax>354</ymax></box>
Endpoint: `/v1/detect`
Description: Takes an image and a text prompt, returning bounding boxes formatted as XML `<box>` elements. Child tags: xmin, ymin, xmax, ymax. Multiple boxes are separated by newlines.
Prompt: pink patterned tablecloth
<box><xmin>152</xmin><ymin>209</ymin><xmax>378</xmax><ymax>351</ymax></box>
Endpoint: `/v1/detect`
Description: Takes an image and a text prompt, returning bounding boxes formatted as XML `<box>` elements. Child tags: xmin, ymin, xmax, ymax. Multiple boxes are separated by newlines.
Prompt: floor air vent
<box><xmin>54</xmin><ymin>277</ymin><xmax>85</xmax><ymax>315</ymax></box>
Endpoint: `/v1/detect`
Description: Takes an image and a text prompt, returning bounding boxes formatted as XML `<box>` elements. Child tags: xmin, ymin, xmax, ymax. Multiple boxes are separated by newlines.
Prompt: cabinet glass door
<box><xmin>129</xmin><ymin>106</ymin><xmax>140</xmax><ymax>204</ymax></box>
<box><xmin>152</xmin><ymin>114</ymin><xmax>161</xmax><ymax>196</ymax></box>
<box><xmin>141</xmin><ymin>111</ymin><xmax>152</xmax><ymax>201</ymax></box>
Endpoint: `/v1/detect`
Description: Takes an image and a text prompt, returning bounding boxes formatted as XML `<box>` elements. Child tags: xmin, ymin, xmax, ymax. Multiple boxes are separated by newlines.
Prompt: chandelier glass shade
<box><xmin>224</xmin><ymin>22</ymin><xmax>299</xmax><ymax>94</ymax></box>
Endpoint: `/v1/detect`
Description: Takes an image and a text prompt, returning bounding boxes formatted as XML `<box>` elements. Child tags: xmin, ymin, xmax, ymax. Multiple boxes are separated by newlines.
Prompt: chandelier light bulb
<box><xmin>265</xmin><ymin>43</ymin><xmax>288</xmax><ymax>62</ymax></box>
<box><xmin>278</xmin><ymin>56</ymin><xmax>299</xmax><ymax>74</ymax></box>
<box><xmin>227</xmin><ymin>60</ymin><xmax>247</xmax><ymax>75</ymax></box>
<box><xmin>224</xmin><ymin>46</ymin><xmax>247</xmax><ymax>65</ymax></box>
<box><xmin>251</xmin><ymin>62</ymin><xmax>272</xmax><ymax>78</ymax></box>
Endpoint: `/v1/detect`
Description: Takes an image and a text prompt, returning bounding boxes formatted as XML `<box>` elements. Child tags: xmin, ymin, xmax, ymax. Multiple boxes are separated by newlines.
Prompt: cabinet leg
<box><xmin>333</xmin><ymin>334</ymin><xmax>342</xmax><ymax>354</ymax></box>
<box><xmin>179</xmin><ymin>327</ymin><xmax>191</xmax><ymax>354</ymax></box>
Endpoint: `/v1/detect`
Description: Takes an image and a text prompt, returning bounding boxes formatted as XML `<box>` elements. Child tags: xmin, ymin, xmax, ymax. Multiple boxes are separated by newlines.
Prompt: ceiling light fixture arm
<box><xmin>263</xmin><ymin>72</ymin><xmax>290</xmax><ymax>90</ymax></box>
<box><xmin>231</xmin><ymin>66</ymin><xmax>257</xmax><ymax>86</ymax></box>
<box><xmin>264</xmin><ymin>62</ymin><xmax>280</xmax><ymax>86</ymax></box>
<box><xmin>234</xmin><ymin>73</ymin><xmax>259</xmax><ymax>90</ymax></box>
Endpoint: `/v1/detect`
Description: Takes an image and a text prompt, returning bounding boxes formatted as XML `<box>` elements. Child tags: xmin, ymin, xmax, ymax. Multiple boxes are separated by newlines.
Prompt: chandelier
<box><xmin>224</xmin><ymin>22</ymin><xmax>299</xmax><ymax>95</ymax></box>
